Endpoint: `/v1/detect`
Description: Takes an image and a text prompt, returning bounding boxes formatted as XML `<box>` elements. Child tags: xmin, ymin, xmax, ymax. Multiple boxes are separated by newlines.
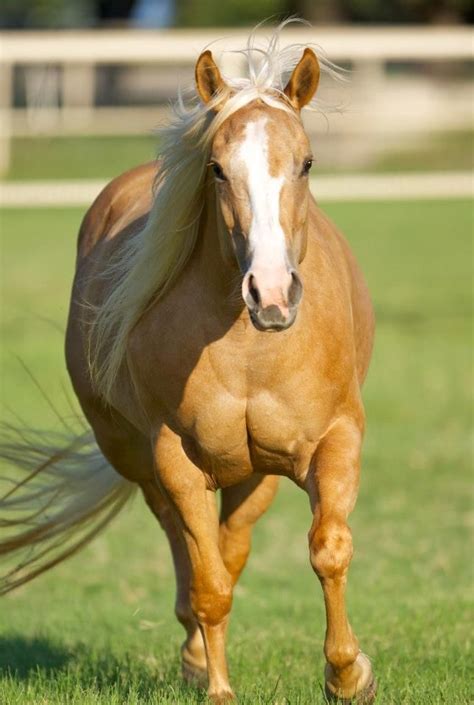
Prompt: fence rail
<box><xmin>1</xmin><ymin>172</ymin><xmax>472</xmax><ymax>207</ymax></box>
<box><xmin>1</xmin><ymin>26</ymin><xmax>473</xmax><ymax>63</ymax></box>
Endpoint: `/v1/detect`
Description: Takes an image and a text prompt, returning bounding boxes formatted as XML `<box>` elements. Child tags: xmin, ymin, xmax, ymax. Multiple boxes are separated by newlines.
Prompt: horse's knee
<box><xmin>191</xmin><ymin>575</ymin><xmax>233</xmax><ymax>626</ymax></box>
<box><xmin>309</xmin><ymin>519</ymin><xmax>353</xmax><ymax>580</ymax></box>
<box><xmin>325</xmin><ymin>641</ymin><xmax>359</xmax><ymax>671</ymax></box>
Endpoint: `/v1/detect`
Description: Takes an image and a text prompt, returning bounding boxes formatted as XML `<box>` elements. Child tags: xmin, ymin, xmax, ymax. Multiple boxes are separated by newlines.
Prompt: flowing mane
<box><xmin>89</xmin><ymin>21</ymin><xmax>343</xmax><ymax>403</ymax></box>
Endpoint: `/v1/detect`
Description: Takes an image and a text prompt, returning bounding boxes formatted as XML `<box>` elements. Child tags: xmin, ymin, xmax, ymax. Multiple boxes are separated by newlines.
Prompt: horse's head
<box><xmin>196</xmin><ymin>49</ymin><xmax>320</xmax><ymax>332</ymax></box>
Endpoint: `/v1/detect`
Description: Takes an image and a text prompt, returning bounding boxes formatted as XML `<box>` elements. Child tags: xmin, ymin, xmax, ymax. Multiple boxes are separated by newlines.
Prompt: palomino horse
<box><xmin>1</xmin><ymin>29</ymin><xmax>376</xmax><ymax>704</ymax></box>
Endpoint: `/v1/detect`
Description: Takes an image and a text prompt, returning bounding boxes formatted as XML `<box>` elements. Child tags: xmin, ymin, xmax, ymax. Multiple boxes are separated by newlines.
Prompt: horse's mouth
<box><xmin>249</xmin><ymin>305</ymin><xmax>298</xmax><ymax>332</ymax></box>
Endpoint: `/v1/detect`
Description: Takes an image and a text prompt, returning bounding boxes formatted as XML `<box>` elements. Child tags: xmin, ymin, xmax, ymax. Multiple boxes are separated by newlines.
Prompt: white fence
<box><xmin>1</xmin><ymin>171</ymin><xmax>472</xmax><ymax>208</ymax></box>
<box><xmin>0</xmin><ymin>25</ymin><xmax>473</xmax><ymax>175</ymax></box>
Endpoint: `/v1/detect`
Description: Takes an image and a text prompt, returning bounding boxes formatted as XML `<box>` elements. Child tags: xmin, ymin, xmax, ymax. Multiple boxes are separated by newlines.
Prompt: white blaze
<box><xmin>237</xmin><ymin>118</ymin><xmax>287</xmax><ymax>270</ymax></box>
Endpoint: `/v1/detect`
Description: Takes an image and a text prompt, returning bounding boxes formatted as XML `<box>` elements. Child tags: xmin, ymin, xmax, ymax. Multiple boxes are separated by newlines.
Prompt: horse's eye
<box><xmin>211</xmin><ymin>162</ymin><xmax>226</xmax><ymax>181</ymax></box>
<box><xmin>302</xmin><ymin>159</ymin><xmax>313</xmax><ymax>176</ymax></box>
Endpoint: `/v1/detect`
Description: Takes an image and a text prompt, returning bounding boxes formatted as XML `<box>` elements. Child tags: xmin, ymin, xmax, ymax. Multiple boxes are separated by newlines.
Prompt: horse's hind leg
<box><xmin>306</xmin><ymin>415</ymin><xmax>376</xmax><ymax>704</ymax></box>
<box><xmin>140</xmin><ymin>479</ymin><xmax>208</xmax><ymax>684</ymax></box>
<box><xmin>219</xmin><ymin>474</ymin><xmax>279</xmax><ymax>586</ymax></box>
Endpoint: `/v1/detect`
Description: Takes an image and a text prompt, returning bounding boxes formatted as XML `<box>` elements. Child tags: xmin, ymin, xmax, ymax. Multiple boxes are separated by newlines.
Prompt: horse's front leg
<box><xmin>154</xmin><ymin>425</ymin><xmax>234</xmax><ymax>704</ymax></box>
<box><xmin>306</xmin><ymin>415</ymin><xmax>376</xmax><ymax>703</ymax></box>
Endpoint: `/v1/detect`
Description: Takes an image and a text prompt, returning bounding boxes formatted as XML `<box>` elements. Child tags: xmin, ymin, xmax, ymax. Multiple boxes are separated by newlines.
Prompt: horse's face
<box><xmin>196</xmin><ymin>49</ymin><xmax>320</xmax><ymax>332</ymax></box>
<box><xmin>210</xmin><ymin>105</ymin><xmax>312</xmax><ymax>331</ymax></box>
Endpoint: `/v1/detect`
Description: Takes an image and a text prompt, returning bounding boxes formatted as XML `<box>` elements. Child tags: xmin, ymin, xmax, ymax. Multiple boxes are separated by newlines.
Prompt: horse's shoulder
<box><xmin>76</xmin><ymin>161</ymin><xmax>158</xmax><ymax>259</ymax></box>
<box><xmin>309</xmin><ymin>199</ymin><xmax>345</xmax><ymax>250</ymax></box>
<box><xmin>309</xmin><ymin>199</ymin><xmax>375</xmax><ymax>385</ymax></box>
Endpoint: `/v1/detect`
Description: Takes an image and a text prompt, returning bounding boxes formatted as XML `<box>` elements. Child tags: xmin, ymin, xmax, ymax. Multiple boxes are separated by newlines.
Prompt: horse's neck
<box><xmin>194</xmin><ymin>186</ymin><xmax>243</xmax><ymax>302</ymax></box>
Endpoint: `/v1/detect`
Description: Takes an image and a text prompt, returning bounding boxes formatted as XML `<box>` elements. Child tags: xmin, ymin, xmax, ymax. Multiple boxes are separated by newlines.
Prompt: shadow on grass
<box><xmin>0</xmin><ymin>635</ymin><xmax>72</xmax><ymax>679</ymax></box>
<box><xmin>0</xmin><ymin>635</ymin><xmax>207</xmax><ymax>702</ymax></box>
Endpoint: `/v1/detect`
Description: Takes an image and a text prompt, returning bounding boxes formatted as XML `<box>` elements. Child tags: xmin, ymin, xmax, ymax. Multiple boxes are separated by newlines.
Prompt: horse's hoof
<box><xmin>324</xmin><ymin>652</ymin><xmax>377</xmax><ymax>704</ymax></box>
<box><xmin>208</xmin><ymin>689</ymin><xmax>236</xmax><ymax>704</ymax></box>
<box><xmin>325</xmin><ymin>676</ymin><xmax>377</xmax><ymax>704</ymax></box>
<box><xmin>182</xmin><ymin>658</ymin><xmax>208</xmax><ymax>687</ymax></box>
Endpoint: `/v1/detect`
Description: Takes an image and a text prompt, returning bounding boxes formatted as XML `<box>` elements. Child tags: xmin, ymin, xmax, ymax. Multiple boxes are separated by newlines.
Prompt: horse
<box><xmin>0</xmin><ymin>28</ymin><xmax>376</xmax><ymax>704</ymax></box>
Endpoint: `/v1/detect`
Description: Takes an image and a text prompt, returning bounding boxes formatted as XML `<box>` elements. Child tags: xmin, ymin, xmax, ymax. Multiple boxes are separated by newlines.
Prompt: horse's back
<box><xmin>76</xmin><ymin>161</ymin><xmax>157</xmax><ymax>261</ymax></box>
<box><xmin>67</xmin><ymin>162</ymin><xmax>158</xmax><ymax>437</ymax></box>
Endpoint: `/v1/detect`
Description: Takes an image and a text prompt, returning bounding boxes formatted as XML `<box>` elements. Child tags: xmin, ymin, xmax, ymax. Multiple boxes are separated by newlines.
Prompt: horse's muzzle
<box><xmin>243</xmin><ymin>268</ymin><xmax>303</xmax><ymax>332</ymax></box>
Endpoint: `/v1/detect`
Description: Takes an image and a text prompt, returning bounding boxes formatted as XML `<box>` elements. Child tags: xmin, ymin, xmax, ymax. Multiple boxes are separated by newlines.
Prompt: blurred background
<box><xmin>0</xmin><ymin>1</ymin><xmax>472</xmax><ymax>184</ymax></box>
<box><xmin>0</xmin><ymin>5</ymin><xmax>472</xmax><ymax>705</ymax></box>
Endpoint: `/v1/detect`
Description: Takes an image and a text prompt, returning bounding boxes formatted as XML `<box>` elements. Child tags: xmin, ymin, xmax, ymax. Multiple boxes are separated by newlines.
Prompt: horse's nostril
<box><xmin>248</xmin><ymin>275</ymin><xmax>260</xmax><ymax>306</ymax></box>
<box><xmin>289</xmin><ymin>270</ymin><xmax>303</xmax><ymax>306</ymax></box>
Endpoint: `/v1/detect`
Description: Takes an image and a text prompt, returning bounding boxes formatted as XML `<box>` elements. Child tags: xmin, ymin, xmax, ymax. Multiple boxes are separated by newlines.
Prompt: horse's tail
<box><xmin>0</xmin><ymin>423</ymin><xmax>136</xmax><ymax>595</ymax></box>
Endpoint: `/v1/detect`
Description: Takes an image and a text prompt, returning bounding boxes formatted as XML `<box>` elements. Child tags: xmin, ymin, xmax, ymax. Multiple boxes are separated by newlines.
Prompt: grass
<box><xmin>0</xmin><ymin>200</ymin><xmax>472</xmax><ymax>703</ymax></box>
<box><xmin>4</xmin><ymin>131</ymin><xmax>473</xmax><ymax>181</ymax></box>
<box><xmin>5</xmin><ymin>136</ymin><xmax>158</xmax><ymax>181</ymax></box>
<box><xmin>373</xmin><ymin>130</ymin><xmax>474</xmax><ymax>173</ymax></box>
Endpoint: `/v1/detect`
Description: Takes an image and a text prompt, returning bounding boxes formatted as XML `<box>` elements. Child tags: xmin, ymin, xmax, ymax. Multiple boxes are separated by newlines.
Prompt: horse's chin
<box><xmin>249</xmin><ymin>306</ymin><xmax>298</xmax><ymax>332</ymax></box>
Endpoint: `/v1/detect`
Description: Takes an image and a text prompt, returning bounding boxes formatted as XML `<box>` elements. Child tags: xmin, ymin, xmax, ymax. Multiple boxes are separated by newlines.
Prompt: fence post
<box><xmin>0</xmin><ymin>61</ymin><xmax>12</xmax><ymax>177</ymax></box>
<box><xmin>62</xmin><ymin>62</ymin><xmax>96</xmax><ymax>129</ymax></box>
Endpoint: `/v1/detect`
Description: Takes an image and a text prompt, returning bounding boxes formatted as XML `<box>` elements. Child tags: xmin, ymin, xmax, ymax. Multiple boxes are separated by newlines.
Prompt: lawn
<box><xmin>4</xmin><ymin>131</ymin><xmax>473</xmax><ymax>181</ymax></box>
<box><xmin>0</xmin><ymin>200</ymin><xmax>472</xmax><ymax>704</ymax></box>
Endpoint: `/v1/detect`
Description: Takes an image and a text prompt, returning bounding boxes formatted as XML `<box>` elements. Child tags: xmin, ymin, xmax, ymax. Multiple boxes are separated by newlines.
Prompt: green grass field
<box><xmin>0</xmin><ymin>200</ymin><xmax>472</xmax><ymax>704</ymax></box>
<box><xmin>5</xmin><ymin>131</ymin><xmax>473</xmax><ymax>181</ymax></box>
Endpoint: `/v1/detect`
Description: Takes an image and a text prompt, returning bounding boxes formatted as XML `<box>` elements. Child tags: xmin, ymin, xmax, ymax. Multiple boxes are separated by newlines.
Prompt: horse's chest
<box><xmin>245</xmin><ymin>391</ymin><xmax>321</xmax><ymax>479</ymax></box>
<box><xmin>132</xmin><ymin>297</ymin><xmax>346</xmax><ymax>485</ymax></box>
<box><xmin>179</xmin><ymin>380</ymin><xmax>322</xmax><ymax>485</ymax></box>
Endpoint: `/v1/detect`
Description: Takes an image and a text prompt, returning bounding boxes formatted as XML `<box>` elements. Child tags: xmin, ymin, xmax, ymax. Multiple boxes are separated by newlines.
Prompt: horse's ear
<box><xmin>283</xmin><ymin>48</ymin><xmax>320</xmax><ymax>111</ymax></box>
<box><xmin>195</xmin><ymin>50</ymin><xmax>228</xmax><ymax>108</ymax></box>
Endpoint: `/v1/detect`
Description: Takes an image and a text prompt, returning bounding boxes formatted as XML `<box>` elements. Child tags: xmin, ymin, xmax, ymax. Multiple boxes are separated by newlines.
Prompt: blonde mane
<box><xmin>89</xmin><ymin>20</ymin><xmax>343</xmax><ymax>403</ymax></box>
